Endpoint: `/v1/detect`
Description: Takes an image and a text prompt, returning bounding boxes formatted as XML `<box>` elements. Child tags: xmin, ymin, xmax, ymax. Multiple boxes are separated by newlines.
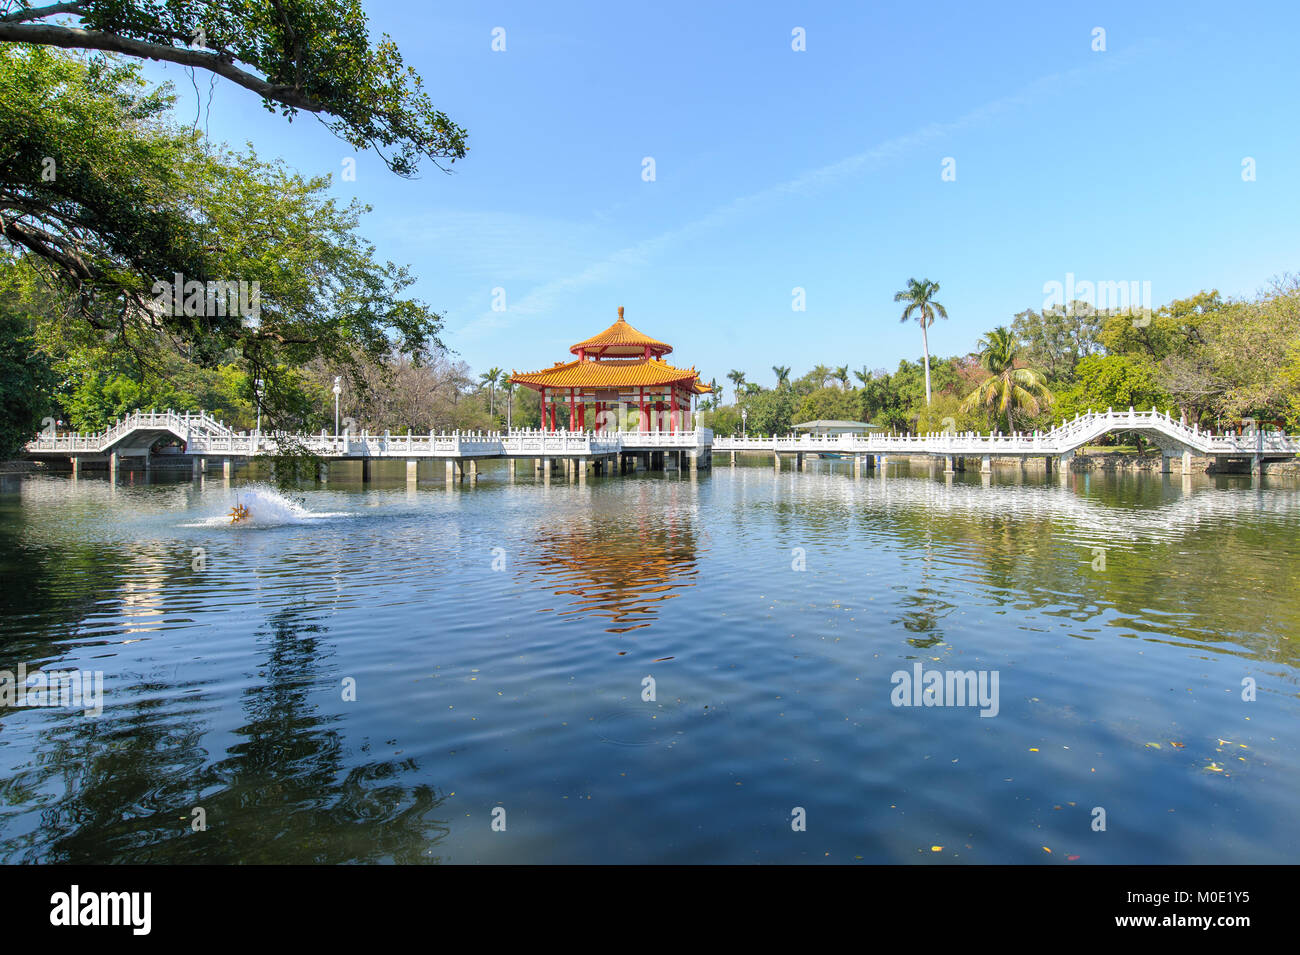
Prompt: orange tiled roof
<box><xmin>569</xmin><ymin>306</ymin><xmax>672</xmax><ymax>357</ymax></box>
<box><xmin>511</xmin><ymin>357</ymin><xmax>702</xmax><ymax>391</ymax></box>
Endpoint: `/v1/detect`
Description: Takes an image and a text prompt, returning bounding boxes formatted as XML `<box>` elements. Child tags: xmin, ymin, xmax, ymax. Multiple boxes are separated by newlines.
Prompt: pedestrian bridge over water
<box><xmin>22</xmin><ymin>406</ymin><xmax>1299</xmax><ymax>480</ymax></box>
<box><xmin>23</xmin><ymin>409</ymin><xmax>715</xmax><ymax>481</ymax></box>
<box><xmin>715</xmin><ymin>407</ymin><xmax>1299</xmax><ymax>475</ymax></box>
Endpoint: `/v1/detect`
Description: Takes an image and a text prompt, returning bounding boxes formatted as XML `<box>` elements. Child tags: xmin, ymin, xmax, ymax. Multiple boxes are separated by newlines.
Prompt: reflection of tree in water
<box><xmin>518</xmin><ymin>489</ymin><xmax>700</xmax><ymax>633</ymax></box>
<box><xmin>0</xmin><ymin>608</ymin><xmax>450</xmax><ymax>863</ymax></box>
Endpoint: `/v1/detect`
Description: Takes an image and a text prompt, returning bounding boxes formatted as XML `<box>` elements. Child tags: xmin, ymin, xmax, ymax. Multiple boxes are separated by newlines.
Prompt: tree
<box><xmin>1010</xmin><ymin>301</ymin><xmax>1102</xmax><ymax>384</ymax></box>
<box><xmin>479</xmin><ymin>366</ymin><xmax>502</xmax><ymax>416</ymax></box>
<box><xmin>771</xmin><ymin>365</ymin><xmax>791</xmax><ymax>389</ymax></box>
<box><xmin>1052</xmin><ymin>354</ymin><xmax>1167</xmax><ymax>424</ymax></box>
<box><xmin>0</xmin><ymin>304</ymin><xmax>55</xmax><ymax>456</ymax></box>
<box><xmin>960</xmin><ymin>326</ymin><xmax>1055</xmax><ymax>432</ymax></box>
<box><xmin>833</xmin><ymin>365</ymin><xmax>849</xmax><ymax>389</ymax></box>
<box><xmin>795</xmin><ymin>387</ymin><xmax>859</xmax><ymax>424</ymax></box>
<box><xmin>894</xmin><ymin>278</ymin><xmax>948</xmax><ymax>405</ymax></box>
<box><xmin>0</xmin><ymin>0</ymin><xmax>467</xmax><ymax>177</ymax></box>
<box><xmin>1</xmin><ymin>48</ymin><xmax>446</xmax><ymax>426</ymax></box>
<box><xmin>726</xmin><ymin>369</ymin><xmax>746</xmax><ymax>401</ymax></box>
<box><xmin>741</xmin><ymin>388</ymin><xmax>796</xmax><ymax>435</ymax></box>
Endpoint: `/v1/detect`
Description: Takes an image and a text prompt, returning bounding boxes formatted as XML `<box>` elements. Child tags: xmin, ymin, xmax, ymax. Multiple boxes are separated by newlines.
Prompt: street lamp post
<box><xmin>742</xmin><ymin>407</ymin><xmax>748</xmax><ymax>438</ymax></box>
<box><xmin>333</xmin><ymin>376</ymin><xmax>342</xmax><ymax>437</ymax></box>
<box><xmin>254</xmin><ymin>378</ymin><xmax>264</xmax><ymax>441</ymax></box>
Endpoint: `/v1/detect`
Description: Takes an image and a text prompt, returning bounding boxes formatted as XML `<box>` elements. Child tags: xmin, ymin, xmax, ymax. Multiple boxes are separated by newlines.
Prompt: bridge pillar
<box><xmin>142</xmin><ymin>453</ymin><xmax>151</xmax><ymax>473</ymax></box>
<box><xmin>469</xmin><ymin>459</ymin><xmax>478</xmax><ymax>483</ymax></box>
<box><xmin>317</xmin><ymin>461</ymin><xmax>328</xmax><ymax>483</ymax></box>
<box><xmin>543</xmin><ymin>457</ymin><xmax>552</xmax><ymax>481</ymax></box>
<box><xmin>1182</xmin><ymin>450</ymin><xmax>1193</xmax><ymax>474</ymax></box>
<box><xmin>406</xmin><ymin>459</ymin><xmax>418</xmax><ymax>484</ymax></box>
<box><xmin>1251</xmin><ymin>455</ymin><xmax>1262</xmax><ymax>476</ymax></box>
<box><xmin>108</xmin><ymin>450</ymin><xmax>119</xmax><ymax>478</ymax></box>
<box><xmin>773</xmin><ymin>452</ymin><xmax>781</xmax><ymax>471</ymax></box>
<box><xmin>445</xmin><ymin>460</ymin><xmax>456</xmax><ymax>485</ymax></box>
<box><xmin>730</xmin><ymin>450</ymin><xmax>736</xmax><ymax>466</ymax></box>
<box><xmin>689</xmin><ymin>451</ymin><xmax>699</xmax><ymax>473</ymax></box>
<box><xmin>578</xmin><ymin>459</ymin><xmax>587</xmax><ymax>484</ymax></box>
<box><xmin>70</xmin><ymin>456</ymin><xmax>81</xmax><ymax>477</ymax></box>
<box><xmin>1160</xmin><ymin>453</ymin><xmax>1172</xmax><ymax>474</ymax></box>
<box><xmin>222</xmin><ymin>458</ymin><xmax>232</xmax><ymax>481</ymax></box>
<box><xmin>981</xmin><ymin>455</ymin><xmax>992</xmax><ymax>473</ymax></box>
<box><xmin>796</xmin><ymin>453</ymin><xmax>804</xmax><ymax>471</ymax></box>
<box><xmin>944</xmin><ymin>454</ymin><xmax>955</xmax><ymax>473</ymax></box>
<box><xmin>361</xmin><ymin>458</ymin><xmax>372</xmax><ymax>483</ymax></box>
<box><xmin>192</xmin><ymin>456</ymin><xmax>205</xmax><ymax>479</ymax></box>
<box><xmin>1057</xmin><ymin>450</ymin><xmax>1074</xmax><ymax>479</ymax></box>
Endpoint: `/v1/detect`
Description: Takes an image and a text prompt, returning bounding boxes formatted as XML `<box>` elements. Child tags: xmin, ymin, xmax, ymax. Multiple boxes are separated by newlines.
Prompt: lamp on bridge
<box><xmin>742</xmin><ymin>407</ymin><xmax>748</xmax><ymax>438</ymax></box>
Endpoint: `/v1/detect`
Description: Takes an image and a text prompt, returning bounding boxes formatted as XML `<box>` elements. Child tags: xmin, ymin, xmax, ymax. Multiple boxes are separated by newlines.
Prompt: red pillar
<box><xmin>654</xmin><ymin>400</ymin><xmax>663</xmax><ymax>432</ymax></box>
<box><xmin>569</xmin><ymin>388</ymin><xmax>576</xmax><ymax>431</ymax></box>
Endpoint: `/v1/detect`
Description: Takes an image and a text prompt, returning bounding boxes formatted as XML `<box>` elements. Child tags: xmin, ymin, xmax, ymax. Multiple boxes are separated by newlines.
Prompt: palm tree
<box><xmin>894</xmin><ymin>277</ymin><xmax>948</xmax><ymax>405</ymax></box>
<box><xmin>853</xmin><ymin>366</ymin><xmax>872</xmax><ymax>388</ymax></box>
<box><xmin>772</xmin><ymin>365</ymin><xmax>791</xmax><ymax>389</ymax></box>
<box><xmin>479</xmin><ymin>367</ymin><xmax>502</xmax><ymax>415</ymax></box>
<box><xmin>960</xmin><ymin>326</ymin><xmax>1055</xmax><ymax>432</ymax></box>
<box><xmin>727</xmin><ymin>369</ymin><xmax>746</xmax><ymax>402</ymax></box>
<box><xmin>502</xmin><ymin>379</ymin><xmax>516</xmax><ymax>429</ymax></box>
<box><xmin>834</xmin><ymin>365</ymin><xmax>849</xmax><ymax>389</ymax></box>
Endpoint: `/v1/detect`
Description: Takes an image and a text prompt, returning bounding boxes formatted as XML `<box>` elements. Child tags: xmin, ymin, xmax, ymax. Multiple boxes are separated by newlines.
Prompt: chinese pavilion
<box><xmin>510</xmin><ymin>307</ymin><xmax>712</xmax><ymax>431</ymax></box>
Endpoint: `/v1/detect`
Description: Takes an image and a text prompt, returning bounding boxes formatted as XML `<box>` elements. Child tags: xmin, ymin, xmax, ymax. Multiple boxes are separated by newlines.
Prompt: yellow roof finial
<box><xmin>617</xmin><ymin>305</ymin><xmax>624</xmax><ymax>320</ymax></box>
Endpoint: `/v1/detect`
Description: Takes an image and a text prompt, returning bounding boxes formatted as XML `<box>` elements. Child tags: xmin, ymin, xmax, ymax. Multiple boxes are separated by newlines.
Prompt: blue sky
<box><xmin>150</xmin><ymin>0</ymin><xmax>1300</xmax><ymax>389</ymax></box>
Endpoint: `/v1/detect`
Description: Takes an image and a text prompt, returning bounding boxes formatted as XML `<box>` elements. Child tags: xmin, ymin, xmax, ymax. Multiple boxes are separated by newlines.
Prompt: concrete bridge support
<box><xmin>773</xmin><ymin>452</ymin><xmax>781</xmax><ymax>471</ymax></box>
<box><xmin>1182</xmin><ymin>450</ymin><xmax>1193</xmax><ymax>474</ymax></box>
<box><xmin>71</xmin><ymin>456</ymin><xmax>81</xmax><ymax>477</ymax></box>
<box><xmin>1160</xmin><ymin>452</ymin><xmax>1173</xmax><ymax>474</ymax></box>
<box><xmin>108</xmin><ymin>450</ymin><xmax>119</xmax><ymax>478</ymax></box>
<box><xmin>730</xmin><ymin>450</ymin><xmax>736</xmax><ymax>466</ymax></box>
<box><xmin>981</xmin><ymin>455</ymin><xmax>992</xmax><ymax>474</ymax></box>
<box><xmin>407</xmin><ymin>459</ymin><xmax>418</xmax><ymax>484</ymax></box>
<box><xmin>361</xmin><ymin>459</ymin><xmax>373</xmax><ymax>483</ymax></box>
<box><xmin>317</xmin><ymin>461</ymin><xmax>328</xmax><ymax>483</ymax></box>
<box><xmin>445</xmin><ymin>460</ymin><xmax>455</xmax><ymax>484</ymax></box>
<box><xmin>944</xmin><ymin>454</ymin><xmax>955</xmax><ymax>473</ymax></box>
<box><xmin>222</xmin><ymin>458</ymin><xmax>233</xmax><ymax>481</ymax></box>
<box><xmin>1057</xmin><ymin>450</ymin><xmax>1074</xmax><ymax>480</ymax></box>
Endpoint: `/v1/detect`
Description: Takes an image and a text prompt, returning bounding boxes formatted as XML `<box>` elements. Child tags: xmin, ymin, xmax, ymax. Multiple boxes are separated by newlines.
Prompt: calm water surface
<box><xmin>1</xmin><ymin>460</ymin><xmax>1297</xmax><ymax>863</ymax></box>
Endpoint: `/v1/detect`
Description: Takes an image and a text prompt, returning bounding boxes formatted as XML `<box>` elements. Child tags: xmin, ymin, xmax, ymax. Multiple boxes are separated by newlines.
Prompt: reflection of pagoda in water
<box><xmin>517</xmin><ymin>486</ymin><xmax>701</xmax><ymax>633</ymax></box>
<box><xmin>511</xmin><ymin>307</ymin><xmax>712</xmax><ymax>432</ymax></box>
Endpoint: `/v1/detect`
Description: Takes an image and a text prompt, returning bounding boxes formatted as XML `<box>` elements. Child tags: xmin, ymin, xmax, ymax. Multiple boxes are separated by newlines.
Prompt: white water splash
<box><xmin>183</xmin><ymin>484</ymin><xmax>350</xmax><ymax>528</ymax></box>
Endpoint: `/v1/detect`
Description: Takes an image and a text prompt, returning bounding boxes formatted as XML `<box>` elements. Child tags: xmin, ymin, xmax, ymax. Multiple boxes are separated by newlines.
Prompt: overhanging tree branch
<box><xmin>0</xmin><ymin>21</ymin><xmax>326</xmax><ymax>111</ymax></box>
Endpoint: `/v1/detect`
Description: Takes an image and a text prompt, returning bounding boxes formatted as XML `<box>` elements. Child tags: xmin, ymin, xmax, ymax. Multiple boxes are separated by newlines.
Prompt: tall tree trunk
<box><xmin>921</xmin><ymin>319</ymin><xmax>932</xmax><ymax>405</ymax></box>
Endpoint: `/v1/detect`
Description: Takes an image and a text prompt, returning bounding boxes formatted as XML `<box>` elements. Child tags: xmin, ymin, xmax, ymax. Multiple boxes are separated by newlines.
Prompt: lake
<box><xmin>1</xmin><ymin>460</ymin><xmax>1297</xmax><ymax>863</ymax></box>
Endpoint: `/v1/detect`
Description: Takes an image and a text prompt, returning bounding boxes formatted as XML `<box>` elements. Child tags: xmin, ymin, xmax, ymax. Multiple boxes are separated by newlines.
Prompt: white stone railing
<box><xmin>713</xmin><ymin>408</ymin><xmax>1300</xmax><ymax>456</ymax></box>
<box><xmin>26</xmin><ymin>407</ymin><xmax>1296</xmax><ymax>460</ymax></box>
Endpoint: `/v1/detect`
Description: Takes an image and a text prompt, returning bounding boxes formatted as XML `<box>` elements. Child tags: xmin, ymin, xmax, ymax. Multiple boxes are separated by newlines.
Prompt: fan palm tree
<box><xmin>479</xmin><ymin>367</ymin><xmax>502</xmax><ymax>415</ymax></box>
<box><xmin>894</xmin><ymin>277</ymin><xmax>948</xmax><ymax>405</ymax></box>
<box><xmin>960</xmin><ymin>326</ymin><xmax>1055</xmax><ymax>432</ymax></box>
<box><xmin>772</xmin><ymin>365</ymin><xmax>791</xmax><ymax>389</ymax></box>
